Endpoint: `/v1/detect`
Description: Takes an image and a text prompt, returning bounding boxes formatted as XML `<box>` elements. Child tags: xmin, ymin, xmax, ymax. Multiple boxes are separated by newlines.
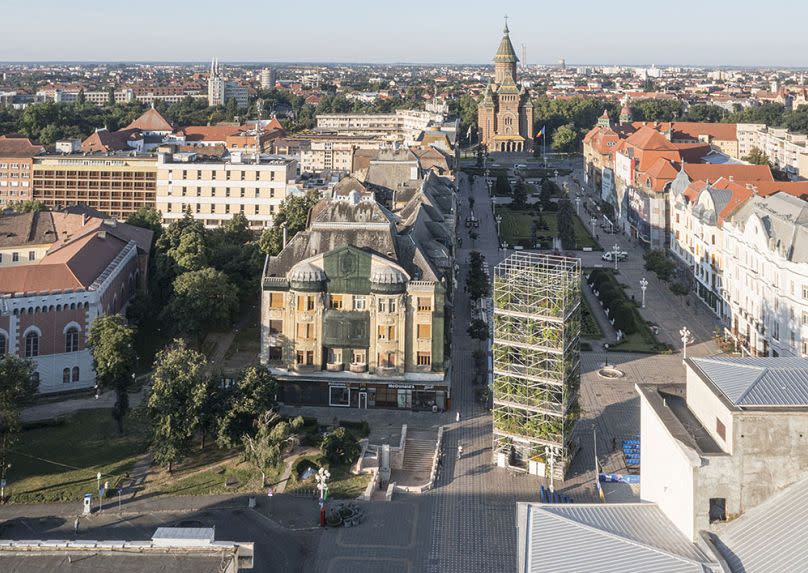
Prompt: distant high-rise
<box><xmin>260</xmin><ymin>67</ymin><xmax>277</xmax><ymax>90</ymax></box>
<box><xmin>208</xmin><ymin>58</ymin><xmax>248</xmax><ymax>109</ymax></box>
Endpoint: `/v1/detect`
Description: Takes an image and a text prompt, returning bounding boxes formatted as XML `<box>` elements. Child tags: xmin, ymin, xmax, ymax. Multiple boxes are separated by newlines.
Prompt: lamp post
<box><xmin>315</xmin><ymin>467</ymin><xmax>330</xmax><ymax>502</ymax></box>
<box><xmin>96</xmin><ymin>472</ymin><xmax>102</xmax><ymax>512</ymax></box>
<box><xmin>544</xmin><ymin>445</ymin><xmax>561</xmax><ymax>493</ymax></box>
<box><xmin>612</xmin><ymin>243</ymin><xmax>621</xmax><ymax>271</ymax></box>
<box><xmin>680</xmin><ymin>326</ymin><xmax>692</xmax><ymax>361</ymax></box>
<box><xmin>554</xmin><ymin>169</ymin><xmax>559</xmax><ymax>179</ymax></box>
<box><xmin>590</xmin><ymin>216</ymin><xmax>597</xmax><ymax>238</ymax></box>
<box><xmin>640</xmin><ymin>277</ymin><xmax>648</xmax><ymax>308</ymax></box>
<box><xmin>496</xmin><ymin>214</ymin><xmax>502</xmax><ymax>240</ymax></box>
<box><xmin>575</xmin><ymin>195</ymin><xmax>581</xmax><ymax>216</ymax></box>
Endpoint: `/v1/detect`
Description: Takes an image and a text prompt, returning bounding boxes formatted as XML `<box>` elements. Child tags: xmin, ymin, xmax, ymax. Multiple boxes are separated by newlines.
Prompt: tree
<box><xmin>743</xmin><ymin>146</ymin><xmax>772</xmax><ymax>167</ymax></box>
<box><xmin>557</xmin><ymin>199</ymin><xmax>576</xmax><ymax>250</ymax></box>
<box><xmin>612</xmin><ymin>303</ymin><xmax>638</xmax><ymax>335</ymax></box>
<box><xmin>243</xmin><ymin>412</ymin><xmax>303</xmax><ymax>486</ymax></box>
<box><xmin>87</xmin><ymin>315</ymin><xmax>137</xmax><ymax>435</ymax></box>
<box><xmin>320</xmin><ymin>427</ymin><xmax>360</xmax><ymax>466</ymax></box>
<box><xmin>167</xmin><ymin>267</ymin><xmax>239</xmax><ymax>340</ymax></box>
<box><xmin>217</xmin><ymin>365</ymin><xmax>279</xmax><ymax>448</ymax></box>
<box><xmin>685</xmin><ymin>104</ymin><xmax>725</xmax><ymax>123</ymax></box>
<box><xmin>6</xmin><ymin>200</ymin><xmax>46</xmax><ymax>213</ymax></box>
<box><xmin>552</xmin><ymin>123</ymin><xmax>578</xmax><ymax>153</ymax></box>
<box><xmin>107</xmin><ymin>86</ymin><xmax>116</xmax><ymax>105</ymax></box>
<box><xmin>512</xmin><ymin>180</ymin><xmax>528</xmax><ymax>210</ymax></box>
<box><xmin>467</xmin><ymin>319</ymin><xmax>489</xmax><ymax>349</ymax></box>
<box><xmin>171</xmin><ymin>225</ymin><xmax>208</xmax><ymax>272</ymax></box>
<box><xmin>466</xmin><ymin>251</ymin><xmax>490</xmax><ymax>300</ymax></box>
<box><xmin>147</xmin><ymin>339</ymin><xmax>208</xmax><ymax>471</ymax></box>
<box><xmin>630</xmin><ymin>99</ymin><xmax>682</xmax><ymax>122</ymax></box>
<box><xmin>258</xmin><ymin>189</ymin><xmax>320</xmax><ymax>256</ymax></box>
<box><xmin>126</xmin><ymin>206</ymin><xmax>163</xmax><ymax>244</ymax></box>
<box><xmin>494</xmin><ymin>173</ymin><xmax>511</xmax><ymax>197</ymax></box>
<box><xmin>0</xmin><ymin>355</ymin><xmax>39</xmax><ymax>498</ymax></box>
<box><xmin>77</xmin><ymin>89</ymin><xmax>86</xmax><ymax>105</ymax></box>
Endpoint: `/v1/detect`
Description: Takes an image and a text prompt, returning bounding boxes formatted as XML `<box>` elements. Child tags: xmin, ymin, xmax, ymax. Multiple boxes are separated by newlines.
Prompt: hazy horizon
<box><xmin>1</xmin><ymin>0</ymin><xmax>806</xmax><ymax>67</ymax></box>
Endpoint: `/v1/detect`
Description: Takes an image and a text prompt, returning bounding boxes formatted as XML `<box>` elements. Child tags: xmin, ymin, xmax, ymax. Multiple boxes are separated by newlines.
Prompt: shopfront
<box><xmin>281</xmin><ymin>378</ymin><xmax>447</xmax><ymax>411</ymax></box>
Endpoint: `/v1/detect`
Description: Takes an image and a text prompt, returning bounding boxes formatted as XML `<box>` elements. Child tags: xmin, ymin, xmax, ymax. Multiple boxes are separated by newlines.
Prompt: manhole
<box><xmin>597</xmin><ymin>367</ymin><xmax>625</xmax><ymax>379</ymax></box>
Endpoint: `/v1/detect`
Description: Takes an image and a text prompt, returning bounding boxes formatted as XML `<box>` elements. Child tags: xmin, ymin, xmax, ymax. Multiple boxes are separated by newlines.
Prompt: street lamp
<box><xmin>554</xmin><ymin>169</ymin><xmax>559</xmax><ymax>179</ymax></box>
<box><xmin>544</xmin><ymin>445</ymin><xmax>562</xmax><ymax>493</ymax></box>
<box><xmin>590</xmin><ymin>216</ymin><xmax>597</xmax><ymax>238</ymax></box>
<box><xmin>680</xmin><ymin>326</ymin><xmax>693</xmax><ymax>361</ymax></box>
<box><xmin>96</xmin><ymin>472</ymin><xmax>102</xmax><ymax>512</ymax></box>
<box><xmin>640</xmin><ymin>277</ymin><xmax>648</xmax><ymax>308</ymax></box>
<box><xmin>496</xmin><ymin>214</ymin><xmax>502</xmax><ymax>239</ymax></box>
<box><xmin>612</xmin><ymin>243</ymin><xmax>621</xmax><ymax>271</ymax></box>
<box><xmin>575</xmin><ymin>195</ymin><xmax>581</xmax><ymax>215</ymax></box>
<box><xmin>315</xmin><ymin>467</ymin><xmax>331</xmax><ymax>502</ymax></box>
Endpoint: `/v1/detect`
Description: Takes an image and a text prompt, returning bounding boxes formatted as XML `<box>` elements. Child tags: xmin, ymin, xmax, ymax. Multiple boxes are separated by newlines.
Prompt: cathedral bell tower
<box><xmin>494</xmin><ymin>21</ymin><xmax>518</xmax><ymax>85</ymax></box>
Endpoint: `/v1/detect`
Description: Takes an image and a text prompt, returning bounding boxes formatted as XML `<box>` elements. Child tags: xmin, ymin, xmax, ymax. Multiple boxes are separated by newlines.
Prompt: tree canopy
<box><xmin>87</xmin><ymin>315</ymin><xmax>137</xmax><ymax>434</ymax></box>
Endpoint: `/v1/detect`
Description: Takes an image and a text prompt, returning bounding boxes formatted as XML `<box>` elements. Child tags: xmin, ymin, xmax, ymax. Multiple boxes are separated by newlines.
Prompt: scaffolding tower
<box><xmin>491</xmin><ymin>252</ymin><xmax>581</xmax><ymax>481</ymax></box>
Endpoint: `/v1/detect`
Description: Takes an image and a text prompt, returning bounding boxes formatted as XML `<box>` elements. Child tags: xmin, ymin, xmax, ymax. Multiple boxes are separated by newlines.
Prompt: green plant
<box><xmin>320</xmin><ymin>427</ymin><xmax>360</xmax><ymax>466</ymax></box>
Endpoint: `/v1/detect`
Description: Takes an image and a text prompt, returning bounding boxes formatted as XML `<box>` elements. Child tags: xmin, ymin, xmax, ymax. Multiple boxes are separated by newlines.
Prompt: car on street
<box><xmin>601</xmin><ymin>250</ymin><xmax>628</xmax><ymax>262</ymax></box>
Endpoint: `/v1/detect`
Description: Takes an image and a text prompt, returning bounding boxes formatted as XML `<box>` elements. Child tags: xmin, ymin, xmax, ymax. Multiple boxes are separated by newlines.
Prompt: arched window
<box><xmin>72</xmin><ymin>367</ymin><xmax>80</xmax><ymax>383</ymax></box>
<box><xmin>0</xmin><ymin>333</ymin><xmax>6</xmax><ymax>355</ymax></box>
<box><xmin>25</xmin><ymin>332</ymin><xmax>39</xmax><ymax>357</ymax></box>
<box><xmin>63</xmin><ymin>368</ymin><xmax>71</xmax><ymax>384</ymax></box>
<box><xmin>65</xmin><ymin>327</ymin><xmax>79</xmax><ymax>353</ymax></box>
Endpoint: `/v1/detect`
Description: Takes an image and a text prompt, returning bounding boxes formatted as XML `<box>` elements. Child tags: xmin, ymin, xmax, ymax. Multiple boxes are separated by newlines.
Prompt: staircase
<box><xmin>392</xmin><ymin>429</ymin><xmax>438</xmax><ymax>490</ymax></box>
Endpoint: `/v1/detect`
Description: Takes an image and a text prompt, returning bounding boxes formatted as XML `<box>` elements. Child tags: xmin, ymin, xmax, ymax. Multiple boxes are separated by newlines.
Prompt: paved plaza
<box><xmin>1</xmin><ymin>157</ymin><xmax>727</xmax><ymax>573</ymax></box>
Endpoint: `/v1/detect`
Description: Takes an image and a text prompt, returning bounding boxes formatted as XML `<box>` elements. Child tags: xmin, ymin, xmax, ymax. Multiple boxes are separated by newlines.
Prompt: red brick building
<box><xmin>0</xmin><ymin>210</ymin><xmax>151</xmax><ymax>393</ymax></box>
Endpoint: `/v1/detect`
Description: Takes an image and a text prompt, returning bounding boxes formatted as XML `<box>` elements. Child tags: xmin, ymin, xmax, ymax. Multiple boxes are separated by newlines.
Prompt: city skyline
<box><xmin>1</xmin><ymin>0</ymin><xmax>806</xmax><ymax>67</ymax></box>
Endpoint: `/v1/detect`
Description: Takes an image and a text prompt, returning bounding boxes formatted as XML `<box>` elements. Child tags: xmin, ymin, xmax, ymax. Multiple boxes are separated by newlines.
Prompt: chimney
<box><xmin>82</xmin><ymin>213</ymin><xmax>88</xmax><ymax>226</ymax></box>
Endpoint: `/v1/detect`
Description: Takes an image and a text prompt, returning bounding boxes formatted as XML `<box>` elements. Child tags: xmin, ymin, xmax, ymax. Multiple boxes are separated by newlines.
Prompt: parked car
<box><xmin>601</xmin><ymin>251</ymin><xmax>628</xmax><ymax>262</ymax></box>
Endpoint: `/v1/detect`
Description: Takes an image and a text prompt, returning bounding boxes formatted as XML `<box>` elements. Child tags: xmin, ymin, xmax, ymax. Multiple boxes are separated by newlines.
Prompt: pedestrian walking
<box><xmin>74</xmin><ymin>517</ymin><xmax>80</xmax><ymax>535</ymax></box>
<box><xmin>456</xmin><ymin>411</ymin><xmax>461</xmax><ymax>423</ymax></box>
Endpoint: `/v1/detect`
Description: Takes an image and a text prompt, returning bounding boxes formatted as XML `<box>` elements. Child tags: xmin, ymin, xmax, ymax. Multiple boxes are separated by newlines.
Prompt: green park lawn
<box><xmin>7</xmin><ymin>409</ymin><xmax>150</xmax><ymax>504</ymax></box>
<box><xmin>580</xmin><ymin>294</ymin><xmax>604</xmax><ymax>340</ymax></box>
<box><xmin>495</xmin><ymin>206</ymin><xmax>599</xmax><ymax>250</ymax></box>
<box><xmin>285</xmin><ymin>455</ymin><xmax>371</xmax><ymax>500</ymax></box>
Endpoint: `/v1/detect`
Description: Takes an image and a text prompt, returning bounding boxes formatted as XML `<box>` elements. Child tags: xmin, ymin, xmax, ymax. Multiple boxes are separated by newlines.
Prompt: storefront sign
<box><xmin>388</xmin><ymin>383</ymin><xmax>415</xmax><ymax>390</ymax></box>
<box><xmin>328</xmin><ymin>382</ymin><xmax>348</xmax><ymax>388</ymax></box>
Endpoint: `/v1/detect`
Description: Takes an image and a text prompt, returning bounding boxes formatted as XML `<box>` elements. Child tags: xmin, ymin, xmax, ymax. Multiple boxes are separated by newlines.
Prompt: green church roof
<box><xmin>494</xmin><ymin>23</ymin><xmax>518</xmax><ymax>64</ymax></box>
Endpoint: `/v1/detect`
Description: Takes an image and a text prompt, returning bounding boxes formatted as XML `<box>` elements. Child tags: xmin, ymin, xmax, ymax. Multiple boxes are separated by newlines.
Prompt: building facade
<box><xmin>722</xmin><ymin>192</ymin><xmax>808</xmax><ymax>357</ymax></box>
<box><xmin>32</xmin><ymin>154</ymin><xmax>157</xmax><ymax>220</ymax></box>
<box><xmin>155</xmin><ymin>152</ymin><xmax>296</xmax><ymax>228</ymax></box>
<box><xmin>208</xmin><ymin>58</ymin><xmax>249</xmax><ymax>108</ymax></box>
<box><xmin>260</xmin><ymin>178</ymin><xmax>452</xmax><ymax>410</ymax></box>
<box><xmin>0</xmin><ymin>136</ymin><xmax>43</xmax><ymax>207</ymax></box>
<box><xmin>0</xmin><ymin>211</ymin><xmax>151</xmax><ymax>393</ymax></box>
<box><xmin>738</xmin><ymin>123</ymin><xmax>808</xmax><ymax>179</ymax></box>
<box><xmin>315</xmin><ymin>109</ymin><xmax>444</xmax><ymax>146</ymax></box>
<box><xmin>477</xmin><ymin>23</ymin><xmax>533</xmax><ymax>153</ymax></box>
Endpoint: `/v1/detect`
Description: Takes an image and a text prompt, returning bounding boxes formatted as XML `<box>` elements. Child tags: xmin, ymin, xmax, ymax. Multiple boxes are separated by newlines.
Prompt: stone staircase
<box><xmin>392</xmin><ymin>429</ymin><xmax>438</xmax><ymax>490</ymax></box>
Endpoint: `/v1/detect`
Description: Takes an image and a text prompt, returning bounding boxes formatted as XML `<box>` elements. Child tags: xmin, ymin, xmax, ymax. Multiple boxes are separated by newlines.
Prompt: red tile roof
<box><xmin>0</xmin><ymin>135</ymin><xmax>44</xmax><ymax>158</ymax></box>
<box><xmin>125</xmin><ymin>107</ymin><xmax>175</xmax><ymax>132</ymax></box>
<box><xmin>747</xmin><ymin>180</ymin><xmax>808</xmax><ymax>199</ymax></box>
<box><xmin>682</xmin><ymin>164</ymin><xmax>773</xmax><ymax>183</ymax></box>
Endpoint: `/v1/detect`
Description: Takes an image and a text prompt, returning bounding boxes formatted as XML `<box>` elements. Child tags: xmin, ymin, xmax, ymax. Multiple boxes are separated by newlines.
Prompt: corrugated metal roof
<box><xmin>690</xmin><ymin>357</ymin><xmax>808</xmax><ymax>406</ymax></box>
<box><xmin>521</xmin><ymin>503</ymin><xmax>720</xmax><ymax>573</ymax></box>
<box><xmin>716</xmin><ymin>473</ymin><xmax>808</xmax><ymax>573</ymax></box>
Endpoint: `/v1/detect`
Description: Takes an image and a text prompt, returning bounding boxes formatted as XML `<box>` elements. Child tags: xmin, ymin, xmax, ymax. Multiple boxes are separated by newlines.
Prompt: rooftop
<box><xmin>517</xmin><ymin>502</ymin><xmax>720</xmax><ymax>573</ymax></box>
<box><xmin>688</xmin><ymin>357</ymin><xmax>808</xmax><ymax>408</ymax></box>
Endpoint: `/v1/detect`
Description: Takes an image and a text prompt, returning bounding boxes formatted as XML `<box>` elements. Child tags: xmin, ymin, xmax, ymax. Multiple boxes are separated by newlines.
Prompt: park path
<box><xmin>21</xmin><ymin>384</ymin><xmax>147</xmax><ymax>423</ymax></box>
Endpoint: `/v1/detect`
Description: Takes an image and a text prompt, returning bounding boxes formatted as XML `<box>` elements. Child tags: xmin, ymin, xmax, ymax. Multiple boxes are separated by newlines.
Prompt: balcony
<box><xmin>349</xmin><ymin>363</ymin><xmax>368</xmax><ymax>373</ymax></box>
<box><xmin>326</xmin><ymin>362</ymin><xmax>344</xmax><ymax>372</ymax></box>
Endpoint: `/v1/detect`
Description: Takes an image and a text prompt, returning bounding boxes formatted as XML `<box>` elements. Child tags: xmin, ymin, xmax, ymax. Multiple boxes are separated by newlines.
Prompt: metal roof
<box><xmin>689</xmin><ymin>357</ymin><xmax>808</xmax><ymax>407</ymax></box>
<box><xmin>518</xmin><ymin>503</ymin><xmax>720</xmax><ymax>573</ymax></box>
<box><xmin>715</xmin><ymin>473</ymin><xmax>808</xmax><ymax>573</ymax></box>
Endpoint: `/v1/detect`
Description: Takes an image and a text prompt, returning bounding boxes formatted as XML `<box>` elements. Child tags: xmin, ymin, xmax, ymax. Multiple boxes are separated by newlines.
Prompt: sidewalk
<box><xmin>21</xmin><ymin>387</ymin><xmax>146</xmax><ymax>423</ymax></box>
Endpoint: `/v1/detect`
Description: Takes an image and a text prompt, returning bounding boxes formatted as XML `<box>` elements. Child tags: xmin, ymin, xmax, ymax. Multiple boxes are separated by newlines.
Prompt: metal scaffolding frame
<box><xmin>491</xmin><ymin>252</ymin><xmax>581</xmax><ymax>480</ymax></box>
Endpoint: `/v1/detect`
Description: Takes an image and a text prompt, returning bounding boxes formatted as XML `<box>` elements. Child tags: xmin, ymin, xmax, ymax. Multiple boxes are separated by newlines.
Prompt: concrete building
<box><xmin>315</xmin><ymin>109</ymin><xmax>444</xmax><ymax>146</ymax></box>
<box><xmin>0</xmin><ymin>527</ymin><xmax>253</xmax><ymax>572</ymax></box>
<box><xmin>31</xmin><ymin>154</ymin><xmax>157</xmax><ymax>220</ymax></box>
<box><xmin>260</xmin><ymin>176</ymin><xmax>453</xmax><ymax>410</ymax></box>
<box><xmin>638</xmin><ymin>357</ymin><xmax>808</xmax><ymax>542</ymax></box>
<box><xmin>0</xmin><ymin>135</ymin><xmax>43</xmax><ymax>206</ymax></box>
<box><xmin>260</xmin><ymin>67</ymin><xmax>277</xmax><ymax>90</ymax></box>
<box><xmin>208</xmin><ymin>58</ymin><xmax>249</xmax><ymax>108</ymax></box>
<box><xmin>155</xmin><ymin>151</ymin><xmax>296</xmax><ymax>229</ymax></box>
<box><xmin>738</xmin><ymin>123</ymin><xmax>808</xmax><ymax>179</ymax></box>
<box><xmin>0</xmin><ymin>210</ymin><xmax>151</xmax><ymax>393</ymax></box>
<box><xmin>477</xmin><ymin>22</ymin><xmax>533</xmax><ymax>153</ymax></box>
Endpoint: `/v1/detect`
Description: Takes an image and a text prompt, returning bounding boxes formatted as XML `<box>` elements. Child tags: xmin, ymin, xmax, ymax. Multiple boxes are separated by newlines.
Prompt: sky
<box><xmin>1</xmin><ymin>0</ymin><xmax>806</xmax><ymax>67</ymax></box>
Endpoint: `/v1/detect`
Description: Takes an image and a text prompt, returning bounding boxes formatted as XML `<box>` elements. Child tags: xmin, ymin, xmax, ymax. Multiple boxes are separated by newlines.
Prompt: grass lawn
<box><xmin>285</xmin><ymin>455</ymin><xmax>370</xmax><ymax>500</ymax></box>
<box><xmin>7</xmin><ymin>409</ymin><xmax>149</xmax><ymax>504</ymax></box>
<box><xmin>589</xmin><ymin>269</ymin><xmax>671</xmax><ymax>354</ymax></box>
<box><xmin>148</xmin><ymin>445</ymin><xmax>283</xmax><ymax>497</ymax></box>
<box><xmin>580</xmin><ymin>294</ymin><xmax>604</xmax><ymax>340</ymax></box>
<box><xmin>495</xmin><ymin>206</ymin><xmax>599</xmax><ymax>250</ymax></box>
